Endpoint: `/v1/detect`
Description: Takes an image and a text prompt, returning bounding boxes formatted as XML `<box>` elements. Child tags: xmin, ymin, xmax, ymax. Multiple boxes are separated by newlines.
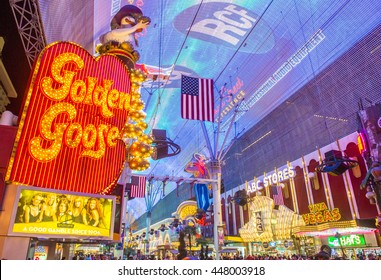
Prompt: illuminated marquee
<box><xmin>6</xmin><ymin>42</ymin><xmax>131</xmax><ymax>193</ymax></box>
<box><xmin>302</xmin><ymin>202</ymin><xmax>341</xmax><ymax>225</ymax></box>
<box><xmin>179</xmin><ymin>204</ymin><xmax>197</xmax><ymax>221</ymax></box>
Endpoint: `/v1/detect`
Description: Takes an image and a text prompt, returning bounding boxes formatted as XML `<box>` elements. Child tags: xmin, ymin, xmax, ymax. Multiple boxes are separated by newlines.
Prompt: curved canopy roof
<box><xmin>11</xmin><ymin>0</ymin><xmax>381</xmax><ymax>218</ymax></box>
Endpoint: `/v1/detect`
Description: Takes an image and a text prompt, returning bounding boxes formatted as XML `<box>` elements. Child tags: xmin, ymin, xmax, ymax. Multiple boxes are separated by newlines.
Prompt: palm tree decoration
<box><xmin>183</xmin><ymin>224</ymin><xmax>197</xmax><ymax>253</ymax></box>
<box><xmin>177</xmin><ymin>231</ymin><xmax>187</xmax><ymax>260</ymax></box>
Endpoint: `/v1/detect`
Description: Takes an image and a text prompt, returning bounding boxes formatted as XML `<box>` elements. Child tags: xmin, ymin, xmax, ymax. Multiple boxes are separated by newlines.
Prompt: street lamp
<box><xmin>291</xmin><ymin>234</ymin><xmax>301</xmax><ymax>255</ymax></box>
<box><xmin>183</xmin><ymin>224</ymin><xmax>197</xmax><ymax>254</ymax></box>
<box><xmin>335</xmin><ymin>232</ymin><xmax>347</xmax><ymax>259</ymax></box>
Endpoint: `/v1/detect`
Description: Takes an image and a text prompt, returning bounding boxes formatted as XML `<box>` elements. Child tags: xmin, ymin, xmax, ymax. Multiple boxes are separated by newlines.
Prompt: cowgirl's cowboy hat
<box><xmin>110</xmin><ymin>5</ymin><xmax>151</xmax><ymax>32</ymax></box>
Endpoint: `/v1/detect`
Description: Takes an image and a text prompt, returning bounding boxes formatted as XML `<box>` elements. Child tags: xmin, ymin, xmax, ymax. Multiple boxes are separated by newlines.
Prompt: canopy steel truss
<box><xmin>9</xmin><ymin>0</ymin><xmax>46</xmax><ymax>69</ymax></box>
<box><xmin>127</xmin><ymin>173</ymin><xmax>218</xmax><ymax>185</ymax></box>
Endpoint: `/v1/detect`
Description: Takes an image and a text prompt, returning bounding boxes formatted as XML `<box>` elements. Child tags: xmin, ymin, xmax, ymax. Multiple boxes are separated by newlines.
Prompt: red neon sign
<box><xmin>6</xmin><ymin>42</ymin><xmax>131</xmax><ymax>194</ymax></box>
<box><xmin>357</xmin><ymin>132</ymin><xmax>367</xmax><ymax>155</ymax></box>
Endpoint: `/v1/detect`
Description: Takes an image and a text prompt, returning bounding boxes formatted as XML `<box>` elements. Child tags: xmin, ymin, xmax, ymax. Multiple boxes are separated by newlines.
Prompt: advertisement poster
<box><xmin>33</xmin><ymin>246</ymin><xmax>49</xmax><ymax>260</ymax></box>
<box><xmin>9</xmin><ymin>186</ymin><xmax>115</xmax><ymax>239</ymax></box>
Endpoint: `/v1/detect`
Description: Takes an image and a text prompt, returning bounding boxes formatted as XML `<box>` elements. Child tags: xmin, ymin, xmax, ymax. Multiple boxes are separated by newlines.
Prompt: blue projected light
<box><xmin>173</xmin><ymin>2</ymin><xmax>275</xmax><ymax>54</ymax></box>
<box><xmin>38</xmin><ymin>0</ymin><xmax>381</xmax><ymax>217</ymax></box>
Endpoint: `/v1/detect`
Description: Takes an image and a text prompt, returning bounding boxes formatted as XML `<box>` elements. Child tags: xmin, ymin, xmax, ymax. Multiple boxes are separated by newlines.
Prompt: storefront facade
<box><xmin>221</xmin><ymin>132</ymin><xmax>380</xmax><ymax>257</ymax></box>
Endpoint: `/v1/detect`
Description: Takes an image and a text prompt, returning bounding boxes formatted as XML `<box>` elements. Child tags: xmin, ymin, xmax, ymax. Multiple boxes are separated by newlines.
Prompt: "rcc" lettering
<box><xmin>191</xmin><ymin>5</ymin><xmax>256</xmax><ymax>46</ymax></box>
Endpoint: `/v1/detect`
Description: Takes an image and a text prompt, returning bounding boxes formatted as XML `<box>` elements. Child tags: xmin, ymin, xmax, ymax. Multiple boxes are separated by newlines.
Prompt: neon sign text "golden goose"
<box><xmin>29</xmin><ymin>52</ymin><xmax>131</xmax><ymax>162</ymax></box>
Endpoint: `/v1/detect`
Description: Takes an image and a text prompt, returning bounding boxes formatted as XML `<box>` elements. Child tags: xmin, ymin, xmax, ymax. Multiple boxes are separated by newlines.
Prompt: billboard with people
<box><xmin>9</xmin><ymin>186</ymin><xmax>115</xmax><ymax>239</ymax></box>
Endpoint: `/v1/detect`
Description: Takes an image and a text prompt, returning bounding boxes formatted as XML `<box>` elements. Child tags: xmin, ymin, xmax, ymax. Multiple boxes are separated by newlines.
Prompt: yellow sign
<box><xmin>302</xmin><ymin>202</ymin><xmax>341</xmax><ymax>225</ymax></box>
<box><xmin>178</xmin><ymin>205</ymin><xmax>197</xmax><ymax>221</ymax></box>
<box><xmin>10</xmin><ymin>186</ymin><xmax>115</xmax><ymax>238</ymax></box>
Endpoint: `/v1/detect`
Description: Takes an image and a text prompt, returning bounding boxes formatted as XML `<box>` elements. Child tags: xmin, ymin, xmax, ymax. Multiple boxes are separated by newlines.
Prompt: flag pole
<box><xmin>213</xmin><ymin>91</ymin><xmax>224</xmax><ymax>159</ymax></box>
<box><xmin>122</xmin><ymin>166</ymin><xmax>132</xmax><ymax>254</ymax></box>
<box><xmin>122</xmin><ymin>189</ymin><xmax>129</xmax><ymax>252</ymax></box>
<box><xmin>183</xmin><ymin>75</ymin><xmax>241</xmax><ymax>260</ymax></box>
<box><xmin>208</xmin><ymin>160</ymin><xmax>222</xmax><ymax>260</ymax></box>
<box><xmin>211</xmin><ymin>98</ymin><xmax>244</xmax><ymax>259</ymax></box>
<box><xmin>143</xmin><ymin>178</ymin><xmax>162</xmax><ymax>256</ymax></box>
<box><xmin>200</xmin><ymin>121</ymin><xmax>214</xmax><ymax>159</ymax></box>
<box><xmin>217</xmin><ymin>97</ymin><xmax>246</xmax><ymax>160</ymax></box>
<box><xmin>220</xmin><ymin>136</ymin><xmax>237</xmax><ymax>161</ymax></box>
<box><xmin>125</xmin><ymin>173</ymin><xmax>218</xmax><ymax>184</ymax></box>
<box><xmin>217</xmin><ymin>110</ymin><xmax>238</xmax><ymax>160</ymax></box>
<box><xmin>199</xmin><ymin>120</ymin><xmax>222</xmax><ymax>260</ymax></box>
<box><xmin>144</xmin><ymin>179</ymin><xmax>152</xmax><ymax>256</ymax></box>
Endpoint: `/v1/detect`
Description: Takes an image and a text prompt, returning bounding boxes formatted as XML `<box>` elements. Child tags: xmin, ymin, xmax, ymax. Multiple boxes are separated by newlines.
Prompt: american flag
<box><xmin>126</xmin><ymin>176</ymin><xmax>146</xmax><ymax>198</ymax></box>
<box><xmin>272</xmin><ymin>185</ymin><xmax>284</xmax><ymax>205</ymax></box>
<box><xmin>181</xmin><ymin>75</ymin><xmax>214</xmax><ymax>122</ymax></box>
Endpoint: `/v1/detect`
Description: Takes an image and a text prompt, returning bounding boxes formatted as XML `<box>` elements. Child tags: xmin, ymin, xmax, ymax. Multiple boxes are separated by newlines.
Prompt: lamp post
<box><xmin>335</xmin><ymin>232</ymin><xmax>347</xmax><ymax>259</ymax></box>
<box><xmin>370</xmin><ymin>164</ymin><xmax>381</xmax><ymax>213</ymax></box>
<box><xmin>183</xmin><ymin>224</ymin><xmax>197</xmax><ymax>254</ymax></box>
<box><xmin>291</xmin><ymin>234</ymin><xmax>301</xmax><ymax>255</ymax></box>
<box><xmin>299</xmin><ymin>236</ymin><xmax>309</xmax><ymax>255</ymax></box>
<box><xmin>209</xmin><ymin>160</ymin><xmax>223</xmax><ymax>260</ymax></box>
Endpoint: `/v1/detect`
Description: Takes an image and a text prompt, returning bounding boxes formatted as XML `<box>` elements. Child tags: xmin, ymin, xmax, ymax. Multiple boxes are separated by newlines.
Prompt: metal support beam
<box><xmin>126</xmin><ymin>173</ymin><xmax>218</xmax><ymax>184</ymax></box>
<box><xmin>10</xmin><ymin>0</ymin><xmax>47</xmax><ymax>69</ymax></box>
<box><xmin>209</xmin><ymin>160</ymin><xmax>222</xmax><ymax>260</ymax></box>
<box><xmin>200</xmin><ymin>121</ymin><xmax>214</xmax><ymax>160</ymax></box>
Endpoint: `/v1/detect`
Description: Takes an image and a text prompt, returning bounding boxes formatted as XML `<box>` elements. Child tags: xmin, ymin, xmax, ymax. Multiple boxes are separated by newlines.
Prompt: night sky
<box><xmin>0</xmin><ymin>2</ymin><xmax>32</xmax><ymax>116</ymax></box>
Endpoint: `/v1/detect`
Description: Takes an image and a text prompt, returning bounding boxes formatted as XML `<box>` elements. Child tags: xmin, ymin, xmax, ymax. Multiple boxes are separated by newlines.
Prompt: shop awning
<box><xmin>293</xmin><ymin>219</ymin><xmax>377</xmax><ymax>236</ymax></box>
<box><xmin>156</xmin><ymin>244</ymin><xmax>172</xmax><ymax>250</ymax></box>
<box><xmin>220</xmin><ymin>248</ymin><xmax>239</xmax><ymax>253</ymax></box>
<box><xmin>75</xmin><ymin>244</ymin><xmax>101</xmax><ymax>252</ymax></box>
<box><xmin>225</xmin><ymin>236</ymin><xmax>244</xmax><ymax>243</ymax></box>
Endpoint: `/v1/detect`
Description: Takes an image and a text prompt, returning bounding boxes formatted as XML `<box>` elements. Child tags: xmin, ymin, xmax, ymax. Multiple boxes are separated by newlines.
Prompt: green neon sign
<box><xmin>327</xmin><ymin>234</ymin><xmax>366</xmax><ymax>247</ymax></box>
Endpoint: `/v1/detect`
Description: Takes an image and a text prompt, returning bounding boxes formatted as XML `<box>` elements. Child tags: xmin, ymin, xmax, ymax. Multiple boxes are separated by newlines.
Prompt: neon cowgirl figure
<box><xmin>184</xmin><ymin>154</ymin><xmax>211</xmax><ymax>213</ymax></box>
<box><xmin>99</xmin><ymin>5</ymin><xmax>150</xmax><ymax>49</ymax></box>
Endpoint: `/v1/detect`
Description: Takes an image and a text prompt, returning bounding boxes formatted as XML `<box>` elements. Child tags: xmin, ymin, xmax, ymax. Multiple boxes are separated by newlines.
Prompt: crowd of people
<box><xmin>65</xmin><ymin>253</ymin><xmax>380</xmax><ymax>260</ymax></box>
<box><xmin>66</xmin><ymin>245</ymin><xmax>380</xmax><ymax>260</ymax></box>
